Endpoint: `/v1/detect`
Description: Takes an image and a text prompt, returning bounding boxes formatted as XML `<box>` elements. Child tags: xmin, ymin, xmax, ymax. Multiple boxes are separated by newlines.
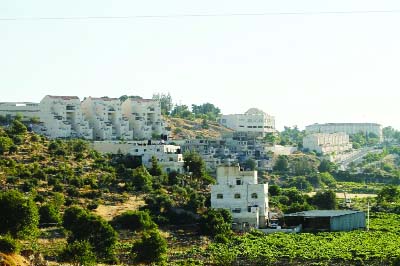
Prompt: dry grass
<box><xmin>0</xmin><ymin>253</ymin><xmax>30</xmax><ymax>266</ymax></box>
<box><xmin>95</xmin><ymin>196</ymin><xmax>145</xmax><ymax>221</ymax></box>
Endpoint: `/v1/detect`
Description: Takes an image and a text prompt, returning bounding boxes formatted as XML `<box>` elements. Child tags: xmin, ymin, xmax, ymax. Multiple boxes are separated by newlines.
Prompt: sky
<box><xmin>1</xmin><ymin>1</ymin><xmax>400</xmax><ymax>131</ymax></box>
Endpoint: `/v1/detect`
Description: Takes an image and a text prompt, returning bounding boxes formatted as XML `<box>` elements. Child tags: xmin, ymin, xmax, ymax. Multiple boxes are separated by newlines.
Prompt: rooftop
<box><xmin>285</xmin><ymin>210</ymin><xmax>364</xmax><ymax>218</ymax></box>
<box><xmin>47</xmin><ymin>95</ymin><xmax>80</xmax><ymax>100</ymax></box>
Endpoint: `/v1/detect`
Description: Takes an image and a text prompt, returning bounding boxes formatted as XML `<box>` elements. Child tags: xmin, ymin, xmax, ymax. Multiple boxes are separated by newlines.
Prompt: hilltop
<box><xmin>165</xmin><ymin>116</ymin><xmax>233</xmax><ymax>139</ymax></box>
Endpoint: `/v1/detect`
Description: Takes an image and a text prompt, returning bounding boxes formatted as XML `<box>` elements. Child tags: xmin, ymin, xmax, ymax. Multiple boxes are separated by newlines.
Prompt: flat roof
<box><xmin>285</xmin><ymin>210</ymin><xmax>364</xmax><ymax>218</ymax></box>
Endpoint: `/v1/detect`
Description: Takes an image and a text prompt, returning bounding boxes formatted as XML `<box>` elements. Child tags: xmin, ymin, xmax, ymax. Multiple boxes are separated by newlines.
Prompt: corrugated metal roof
<box><xmin>285</xmin><ymin>210</ymin><xmax>364</xmax><ymax>218</ymax></box>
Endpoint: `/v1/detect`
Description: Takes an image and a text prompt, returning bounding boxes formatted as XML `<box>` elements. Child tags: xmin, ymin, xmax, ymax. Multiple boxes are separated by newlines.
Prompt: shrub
<box><xmin>131</xmin><ymin>229</ymin><xmax>167</xmax><ymax>265</ymax></box>
<box><xmin>59</xmin><ymin>240</ymin><xmax>96</xmax><ymax>266</ymax></box>
<box><xmin>39</xmin><ymin>204</ymin><xmax>61</xmax><ymax>227</ymax></box>
<box><xmin>63</xmin><ymin>207</ymin><xmax>118</xmax><ymax>261</ymax></box>
<box><xmin>0</xmin><ymin>190</ymin><xmax>39</xmax><ymax>238</ymax></box>
<box><xmin>0</xmin><ymin>235</ymin><xmax>20</xmax><ymax>254</ymax></box>
<box><xmin>111</xmin><ymin>210</ymin><xmax>156</xmax><ymax>231</ymax></box>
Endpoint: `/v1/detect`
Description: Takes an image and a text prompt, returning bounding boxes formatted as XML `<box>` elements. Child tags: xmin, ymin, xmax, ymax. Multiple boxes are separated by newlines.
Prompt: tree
<box><xmin>130</xmin><ymin>165</ymin><xmax>153</xmax><ymax>192</ymax></box>
<box><xmin>63</xmin><ymin>207</ymin><xmax>117</xmax><ymax>260</ymax></box>
<box><xmin>377</xmin><ymin>185</ymin><xmax>400</xmax><ymax>203</ymax></box>
<box><xmin>39</xmin><ymin>203</ymin><xmax>61</xmax><ymax>227</ymax></box>
<box><xmin>318</xmin><ymin>159</ymin><xmax>337</xmax><ymax>173</ymax></box>
<box><xmin>269</xmin><ymin>185</ymin><xmax>281</xmax><ymax>196</ymax></box>
<box><xmin>148</xmin><ymin>156</ymin><xmax>163</xmax><ymax>177</ymax></box>
<box><xmin>312</xmin><ymin>190</ymin><xmax>337</xmax><ymax>209</ymax></box>
<box><xmin>184</xmin><ymin>151</ymin><xmax>207</xmax><ymax>179</ymax></box>
<box><xmin>191</xmin><ymin>103</ymin><xmax>221</xmax><ymax>121</ymax></box>
<box><xmin>319</xmin><ymin>172</ymin><xmax>337</xmax><ymax>188</ymax></box>
<box><xmin>273</xmin><ymin>155</ymin><xmax>289</xmax><ymax>172</ymax></box>
<box><xmin>0</xmin><ymin>136</ymin><xmax>13</xmax><ymax>155</ymax></box>
<box><xmin>8</xmin><ymin>119</ymin><xmax>27</xmax><ymax>135</ymax></box>
<box><xmin>199</xmin><ymin>208</ymin><xmax>232</xmax><ymax>237</ymax></box>
<box><xmin>243</xmin><ymin>158</ymin><xmax>256</xmax><ymax>171</ymax></box>
<box><xmin>111</xmin><ymin>210</ymin><xmax>156</xmax><ymax>231</ymax></box>
<box><xmin>171</xmin><ymin>104</ymin><xmax>193</xmax><ymax>119</ymax></box>
<box><xmin>131</xmin><ymin>229</ymin><xmax>167</xmax><ymax>265</ymax></box>
<box><xmin>0</xmin><ymin>190</ymin><xmax>39</xmax><ymax>238</ymax></box>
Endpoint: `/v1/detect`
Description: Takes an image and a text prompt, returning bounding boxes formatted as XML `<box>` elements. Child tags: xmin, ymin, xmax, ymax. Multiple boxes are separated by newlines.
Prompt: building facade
<box><xmin>91</xmin><ymin>140</ymin><xmax>184</xmax><ymax>174</ymax></box>
<box><xmin>305</xmin><ymin>123</ymin><xmax>383</xmax><ymax>141</ymax></box>
<box><xmin>303</xmin><ymin>132</ymin><xmax>352</xmax><ymax>155</ymax></box>
<box><xmin>0</xmin><ymin>102</ymin><xmax>40</xmax><ymax>122</ymax></box>
<box><xmin>39</xmin><ymin>95</ymin><xmax>93</xmax><ymax>139</ymax></box>
<box><xmin>81</xmin><ymin>97</ymin><xmax>133</xmax><ymax>140</ymax></box>
<box><xmin>121</xmin><ymin>98</ymin><xmax>167</xmax><ymax>140</ymax></box>
<box><xmin>220</xmin><ymin>108</ymin><xmax>275</xmax><ymax>137</ymax></box>
<box><xmin>211</xmin><ymin>165</ymin><xmax>269</xmax><ymax>230</ymax></box>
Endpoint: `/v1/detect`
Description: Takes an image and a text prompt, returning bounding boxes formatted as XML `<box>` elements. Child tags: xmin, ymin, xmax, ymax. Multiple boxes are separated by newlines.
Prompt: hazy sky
<box><xmin>1</xmin><ymin>1</ymin><xmax>400</xmax><ymax>130</ymax></box>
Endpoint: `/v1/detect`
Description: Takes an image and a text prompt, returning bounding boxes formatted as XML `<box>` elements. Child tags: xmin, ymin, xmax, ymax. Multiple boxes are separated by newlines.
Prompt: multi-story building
<box><xmin>81</xmin><ymin>97</ymin><xmax>133</xmax><ymax>140</ymax></box>
<box><xmin>220</xmin><ymin>108</ymin><xmax>275</xmax><ymax>137</ymax></box>
<box><xmin>39</xmin><ymin>95</ymin><xmax>93</xmax><ymax>139</ymax></box>
<box><xmin>121</xmin><ymin>98</ymin><xmax>167</xmax><ymax>140</ymax></box>
<box><xmin>91</xmin><ymin>140</ymin><xmax>184</xmax><ymax>174</ymax></box>
<box><xmin>305</xmin><ymin>123</ymin><xmax>383</xmax><ymax>141</ymax></box>
<box><xmin>211</xmin><ymin>165</ymin><xmax>269</xmax><ymax>230</ymax></box>
<box><xmin>0</xmin><ymin>102</ymin><xmax>40</xmax><ymax>122</ymax></box>
<box><xmin>303</xmin><ymin>132</ymin><xmax>353</xmax><ymax>155</ymax></box>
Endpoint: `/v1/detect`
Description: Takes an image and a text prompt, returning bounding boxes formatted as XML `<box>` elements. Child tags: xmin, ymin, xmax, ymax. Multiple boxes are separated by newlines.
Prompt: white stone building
<box><xmin>305</xmin><ymin>123</ymin><xmax>383</xmax><ymax>141</ymax></box>
<box><xmin>81</xmin><ymin>97</ymin><xmax>133</xmax><ymax>140</ymax></box>
<box><xmin>91</xmin><ymin>140</ymin><xmax>184</xmax><ymax>174</ymax></box>
<box><xmin>211</xmin><ymin>165</ymin><xmax>269</xmax><ymax>230</ymax></box>
<box><xmin>39</xmin><ymin>95</ymin><xmax>93</xmax><ymax>139</ymax></box>
<box><xmin>121</xmin><ymin>98</ymin><xmax>167</xmax><ymax>140</ymax></box>
<box><xmin>220</xmin><ymin>108</ymin><xmax>275</xmax><ymax>137</ymax></box>
<box><xmin>0</xmin><ymin>102</ymin><xmax>40</xmax><ymax>122</ymax></box>
<box><xmin>303</xmin><ymin>132</ymin><xmax>353</xmax><ymax>155</ymax></box>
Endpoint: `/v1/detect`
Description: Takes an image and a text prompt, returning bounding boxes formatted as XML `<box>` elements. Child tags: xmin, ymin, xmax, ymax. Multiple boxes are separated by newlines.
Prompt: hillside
<box><xmin>165</xmin><ymin>116</ymin><xmax>233</xmax><ymax>139</ymax></box>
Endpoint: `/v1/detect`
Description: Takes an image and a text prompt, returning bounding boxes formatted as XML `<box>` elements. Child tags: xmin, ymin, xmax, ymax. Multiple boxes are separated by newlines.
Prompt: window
<box><xmin>232</xmin><ymin>208</ymin><xmax>241</xmax><ymax>213</ymax></box>
<box><xmin>217</xmin><ymin>194</ymin><xmax>223</xmax><ymax>199</ymax></box>
<box><xmin>234</xmin><ymin>193</ymin><xmax>241</xmax><ymax>199</ymax></box>
<box><xmin>251</xmin><ymin>193</ymin><xmax>258</xmax><ymax>199</ymax></box>
<box><xmin>236</xmin><ymin>179</ymin><xmax>242</xmax><ymax>185</ymax></box>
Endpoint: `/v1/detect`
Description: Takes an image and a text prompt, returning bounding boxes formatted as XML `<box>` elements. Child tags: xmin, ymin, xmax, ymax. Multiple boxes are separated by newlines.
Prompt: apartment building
<box><xmin>40</xmin><ymin>95</ymin><xmax>93</xmax><ymax>139</ymax></box>
<box><xmin>303</xmin><ymin>132</ymin><xmax>353</xmax><ymax>155</ymax></box>
<box><xmin>91</xmin><ymin>140</ymin><xmax>184</xmax><ymax>173</ymax></box>
<box><xmin>121</xmin><ymin>98</ymin><xmax>167</xmax><ymax>140</ymax></box>
<box><xmin>305</xmin><ymin>123</ymin><xmax>383</xmax><ymax>141</ymax></box>
<box><xmin>211</xmin><ymin>165</ymin><xmax>269</xmax><ymax>230</ymax></box>
<box><xmin>220</xmin><ymin>108</ymin><xmax>275</xmax><ymax>137</ymax></box>
<box><xmin>81</xmin><ymin>97</ymin><xmax>133</xmax><ymax>140</ymax></box>
<box><xmin>0</xmin><ymin>102</ymin><xmax>40</xmax><ymax>122</ymax></box>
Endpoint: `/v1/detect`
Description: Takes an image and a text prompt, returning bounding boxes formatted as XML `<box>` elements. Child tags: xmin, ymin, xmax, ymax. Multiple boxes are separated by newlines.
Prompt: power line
<box><xmin>0</xmin><ymin>9</ymin><xmax>400</xmax><ymax>21</ymax></box>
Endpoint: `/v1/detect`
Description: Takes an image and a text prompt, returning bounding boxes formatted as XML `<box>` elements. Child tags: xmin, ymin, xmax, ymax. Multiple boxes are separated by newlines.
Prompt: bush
<box><xmin>39</xmin><ymin>204</ymin><xmax>61</xmax><ymax>227</ymax></box>
<box><xmin>131</xmin><ymin>229</ymin><xmax>167</xmax><ymax>265</ymax></box>
<box><xmin>111</xmin><ymin>210</ymin><xmax>156</xmax><ymax>231</ymax></box>
<box><xmin>59</xmin><ymin>240</ymin><xmax>96</xmax><ymax>266</ymax></box>
<box><xmin>63</xmin><ymin>207</ymin><xmax>118</xmax><ymax>261</ymax></box>
<box><xmin>199</xmin><ymin>208</ymin><xmax>232</xmax><ymax>237</ymax></box>
<box><xmin>0</xmin><ymin>235</ymin><xmax>20</xmax><ymax>254</ymax></box>
<box><xmin>0</xmin><ymin>190</ymin><xmax>39</xmax><ymax>238</ymax></box>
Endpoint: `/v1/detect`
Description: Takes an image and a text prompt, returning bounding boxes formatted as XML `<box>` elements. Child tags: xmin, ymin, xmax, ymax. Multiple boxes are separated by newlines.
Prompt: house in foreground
<box><xmin>211</xmin><ymin>165</ymin><xmax>269</xmax><ymax>230</ymax></box>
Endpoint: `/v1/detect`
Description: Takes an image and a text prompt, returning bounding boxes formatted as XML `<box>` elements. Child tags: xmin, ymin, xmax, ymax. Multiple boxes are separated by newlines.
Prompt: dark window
<box><xmin>234</xmin><ymin>193</ymin><xmax>241</xmax><ymax>199</ymax></box>
<box><xmin>217</xmin><ymin>194</ymin><xmax>223</xmax><ymax>199</ymax></box>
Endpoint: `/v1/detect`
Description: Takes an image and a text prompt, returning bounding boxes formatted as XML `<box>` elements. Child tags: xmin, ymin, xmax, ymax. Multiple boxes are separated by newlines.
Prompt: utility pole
<box><xmin>367</xmin><ymin>200</ymin><xmax>370</xmax><ymax>231</ymax></box>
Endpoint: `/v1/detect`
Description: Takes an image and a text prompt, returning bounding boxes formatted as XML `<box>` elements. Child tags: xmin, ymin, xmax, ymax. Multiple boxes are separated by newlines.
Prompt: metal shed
<box><xmin>284</xmin><ymin>210</ymin><xmax>366</xmax><ymax>232</ymax></box>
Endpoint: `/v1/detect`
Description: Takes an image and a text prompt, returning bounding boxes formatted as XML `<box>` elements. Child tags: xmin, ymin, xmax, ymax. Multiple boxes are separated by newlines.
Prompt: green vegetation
<box><xmin>131</xmin><ymin>229</ymin><xmax>168</xmax><ymax>265</ymax></box>
<box><xmin>0</xmin><ymin>190</ymin><xmax>39</xmax><ymax>238</ymax></box>
<box><xmin>0</xmin><ymin>235</ymin><xmax>20</xmax><ymax>254</ymax></box>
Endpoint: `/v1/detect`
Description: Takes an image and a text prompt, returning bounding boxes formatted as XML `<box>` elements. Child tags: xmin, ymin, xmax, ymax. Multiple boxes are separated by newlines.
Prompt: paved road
<box><xmin>338</xmin><ymin>147</ymin><xmax>381</xmax><ymax>170</ymax></box>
